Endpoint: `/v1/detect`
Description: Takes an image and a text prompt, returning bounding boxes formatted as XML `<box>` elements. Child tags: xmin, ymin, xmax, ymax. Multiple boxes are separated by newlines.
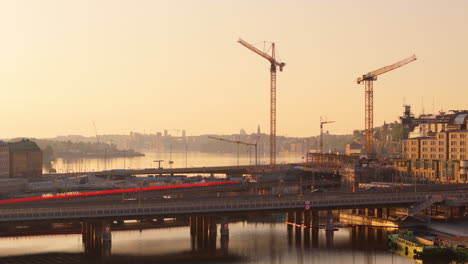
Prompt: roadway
<box><xmin>1</xmin><ymin>189</ymin><xmax>467</xmax><ymax>224</ymax></box>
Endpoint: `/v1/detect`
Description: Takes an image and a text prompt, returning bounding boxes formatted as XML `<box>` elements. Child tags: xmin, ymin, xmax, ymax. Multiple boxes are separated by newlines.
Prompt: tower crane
<box><xmin>208</xmin><ymin>136</ymin><xmax>259</xmax><ymax>166</ymax></box>
<box><xmin>320</xmin><ymin>117</ymin><xmax>335</xmax><ymax>154</ymax></box>
<box><xmin>238</xmin><ymin>38</ymin><xmax>286</xmax><ymax>166</ymax></box>
<box><xmin>357</xmin><ymin>55</ymin><xmax>417</xmax><ymax>155</ymax></box>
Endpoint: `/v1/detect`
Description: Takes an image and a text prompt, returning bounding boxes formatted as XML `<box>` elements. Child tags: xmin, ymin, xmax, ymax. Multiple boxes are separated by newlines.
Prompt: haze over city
<box><xmin>1</xmin><ymin>0</ymin><xmax>467</xmax><ymax>139</ymax></box>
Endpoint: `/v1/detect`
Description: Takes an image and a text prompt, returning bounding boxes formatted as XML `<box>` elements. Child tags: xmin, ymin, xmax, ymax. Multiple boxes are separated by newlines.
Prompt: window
<box><xmin>461</xmin><ymin>141</ymin><xmax>466</xmax><ymax>146</ymax></box>
<box><xmin>439</xmin><ymin>141</ymin><xmax>444</xmax><ymax>145</ymax></box>
<box><xmin>451</xmin><ymin>141</ymin><xmax>457</xmax><ymax>146</ymax></box>
<box><xmin>411</xmin><ymin>141</ymin><xmax>417</xmax><ymax>146</ymax></box>
<box><xmin>422</xmin><ymin>147</ymin><xmax>428</xmax><ymax>152</ymax></box>
<box><xmin>422</xmin><ymin>154</ymin><xmax>427</xmax><ymax>159</ymax></box>
<box><xmin>461</xmin><ymin>134</ymin><xmax>466</xmax><ymax>139</ymax></box>
<box><xmin>439</xmin><ymin>154</ymin><xmax>445</xmax><ymax>159</ymax></box>
<box><xmin>461</xmin><ymin>155</ymin><xmax>466</xmax><ymax>160</ymax></box>
<box><xmin>439</xmin><ymin>148</ymin><xmax>445</xmax><ymax>152</ymax></box>
<box><xmin>438</xmin><ymin>134</ymin><xmax>445</xmax><ymax>139</ymax></box>
<box><xmin>422</xmin><ymin>141</ymin><xmax>428</xmax><ymax>146</ymax></box>
<box><xmin>451</xmin><ymin>148</ymin><xmax>457</xmax><ymax>152</ymax></box>
<box><xmin>430</xmin><ymin>154</ymin><xmax>436</xmax><ymax>159</ymax></box>
<box><xmin>430</xmin><ymin>141</ymin><xmax>436</xmax><ymax>145</ymax></box>
<box><xmin>461</xmin><ymin>148</ymin><xmax>466</xmax><ymax>153</ymax></box>
<box><xmin>430</xmin><ymin>147</ymin><xmax>436</xmax><ymax>152</ymax></box>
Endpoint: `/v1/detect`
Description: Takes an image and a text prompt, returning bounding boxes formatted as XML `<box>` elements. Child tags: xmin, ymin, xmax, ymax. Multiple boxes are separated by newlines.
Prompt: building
<box><xmin>9</xmin><ymin>139</ymin><xmax>43</xmax><ymax>179</ymax></box>
<box><xmin>396</xmin><ymin>111</ymin><xmax>468</xmax><ymax>183</ymax></box>
<box><xmin>345</xmin><ymin>142</ymin><xmax>363</xmax><ymax>156</ymax></box>
<box><xmin>0</xmin><ymin>141</ymin><xmax>9</xmax><ymax>179</ymax></box>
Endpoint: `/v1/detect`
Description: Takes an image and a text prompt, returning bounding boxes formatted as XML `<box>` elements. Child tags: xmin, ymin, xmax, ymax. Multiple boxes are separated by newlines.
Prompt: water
<box><xmin>49</xmin><ymin>151</ymin><xmax>304</xmax><ymax>173</ymax></box>
<box><xmin>0</xmin><ymin>222</ymin><xmax>416</xmax><ymax>264</ymax></box>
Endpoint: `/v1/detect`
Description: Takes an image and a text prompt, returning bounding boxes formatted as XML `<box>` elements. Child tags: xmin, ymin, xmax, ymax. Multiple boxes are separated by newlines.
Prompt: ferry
<box><xmin>388</xmin><ymin>231</ymin><xmax>467</xmax><ymax>262</ymax></box>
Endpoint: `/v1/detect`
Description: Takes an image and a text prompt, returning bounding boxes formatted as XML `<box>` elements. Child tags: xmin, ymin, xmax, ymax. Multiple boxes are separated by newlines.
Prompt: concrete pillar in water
<box><xmin>304</xmin><ymin>210</ymin><xmax>311</xmax><ymax>228</ymax></box>
<box><xmin>303</xmin><ymin>210</ymin><xmax>311</xmax><ymax>247</ymax></box>
<box><xmin>460</xmin><ymin>206</ymin><xmax>466</xmax><ymax>217</ymax></box>
<box><xmin>190</xmin><ymin>216</ymin><xmax>197</xmax><ymax>236</ymax></box>
<box><xmin>83</xmin><ymin>221</ymin><xmax>112</xmax><ymax>257</ymax></box>
<box><xmin>326</xmin><ymin>210</ymin><xmax>334</xmax><ymax>231</ymax></box>
<box><xmin>376</xmin><ymin>208</ymin><xmax>383</xmax><ymax>218</ymax></box>
<box><xmin>294</xmin><ymin>211</ymin><xmax>302</xmax><ymax>245</ymax></box>
<box><xmin>208</xmin><ymin>217</ymin><xmax>217</xmax><ymax>250</ymax></box>
<box><xmin>382</xmin><ymin>208</ymin><xmax>389</xmax><ymax>220</ymax></box>
<box><xmin>311</xmin><ymin>210</ymin><xmax>319</xmax><ymax>228</ymax></box>
<box><xmin>220</xmin><ymin>218</ymin><xmax>229</xmax><ymax>237</ymax></box>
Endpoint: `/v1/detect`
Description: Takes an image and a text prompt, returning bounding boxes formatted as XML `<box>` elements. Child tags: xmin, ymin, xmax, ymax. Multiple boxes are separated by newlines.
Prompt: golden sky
<box><xmin>1</xmin><ymin>0</ymin><xmax>467</xmax><ymax>138</ymax></box>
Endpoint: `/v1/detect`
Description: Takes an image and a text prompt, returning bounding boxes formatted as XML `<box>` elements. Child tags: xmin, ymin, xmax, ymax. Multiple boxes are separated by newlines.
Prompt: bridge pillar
<box><xmin>220</xmin><ymin>218</ymin><xmax>229</xmax><ymax>237</ymax></box>
<box><xmin>325</xmin><ymin>210</ymin><xmax>334</xmax><ymax>231</ymax></box>
<box><xmin>304</xmin><ymin>210</ymin><xmax>311</xmax><ymax>228</ymax></box>
<box><xmin>190</xmin><ymin>216</ymin><xmax>197</xmax><ymax>236</ymax></box>
<box><xmin>376</xmin><ymin>208</ymin><xmax>383</xmax><ymax>218</ymax></box>
<box><xmin>311</xmin><ymin>210</ymin><xmax>319</xmax><ymax>228</ymax></box>
<box><xmin>208</xmin><ymin>216</ymin><xmax>217</xmax><ymax>250</ymax></box>
<box><xmin>203</xmin><ymin>216</ymin><xmax>210</xmax><ymax>248</ymax></box>
<box><xmin>294</xmin><ymin>211</ymin><xmax>302</xmax><ymax>244</ymax></box>
<box><xmin>382</xmin><ymin>208</ymin><xmax>389</xmax><ymax>220</ymax></box>
<box><xmin>83</xmin><ymin>221</ymin><xmax>111</xmax><ymax>257</ymax></box>
<box><xmin>303</xmin><ymin>210</ymin><xmax>311</xmax><ymax>247</ymax></box>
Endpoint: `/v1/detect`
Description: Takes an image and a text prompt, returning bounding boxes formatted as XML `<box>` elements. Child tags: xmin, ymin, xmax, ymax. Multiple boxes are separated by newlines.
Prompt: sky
<box><xmin>0</xmin><ymin>0</ymin><xmax>467</xmax><ymax>139</ymax></box>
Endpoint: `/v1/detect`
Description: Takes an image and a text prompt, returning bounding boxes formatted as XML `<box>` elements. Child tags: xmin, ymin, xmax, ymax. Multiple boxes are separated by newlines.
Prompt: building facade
<box><xmin>9</xmin><ymin>139</ymin><xmax>43</xmax><ymax>178</ymax></box>
<box><xmin>396</xmin><ymin>112</ymin><xmax>468</xmax><ymax>183</ymax></box>
<box><xmin>0</xmin><ymin>141</ymin><xmax>9</xmax><ymax>179</ymax></box>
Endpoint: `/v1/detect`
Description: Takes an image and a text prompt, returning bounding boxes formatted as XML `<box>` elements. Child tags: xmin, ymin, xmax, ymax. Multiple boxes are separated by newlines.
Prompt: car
<box><xmin>365</xmin><ymin>186</ymin><xmax>377</xmax><ymax>191</ymax></box>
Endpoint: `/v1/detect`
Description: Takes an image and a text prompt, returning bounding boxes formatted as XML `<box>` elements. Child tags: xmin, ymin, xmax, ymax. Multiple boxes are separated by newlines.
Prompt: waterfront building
<box><xmin>346</xmin><ymin>142</ymin><xmax>363</xmax><ymax>156</ymax></box>
<box><xmin>8</xmin><ymin>139</ymin><xmax>43</xmax><ymax>178</ymax></box>
<box><xmin>0</xmin><ymin>141</ymin><xmax>9</xmax><ymax>179</ymax></box>
<box><xmin>395</xmin><ymin>110</ymin><xmax>468</xmax><ymax>183</ymax></box>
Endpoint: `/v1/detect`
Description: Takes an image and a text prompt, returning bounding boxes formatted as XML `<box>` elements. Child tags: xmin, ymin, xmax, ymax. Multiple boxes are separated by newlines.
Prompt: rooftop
<box><xmin>8</xmin><ymin>139</ymin><xmax>42</xmax><ymax>153</ymax></box>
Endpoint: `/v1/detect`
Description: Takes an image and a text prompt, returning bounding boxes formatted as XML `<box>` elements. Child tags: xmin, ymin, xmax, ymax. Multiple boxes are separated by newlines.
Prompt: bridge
<box><xmin>1</xmin><ymin>190</ymin><xmax>467</xmax><ymax>224</ymax></box>
<box><xmin>1</xmin><ymin>180</ymin><xmax>467</xmax><ymax>256</ymax></box>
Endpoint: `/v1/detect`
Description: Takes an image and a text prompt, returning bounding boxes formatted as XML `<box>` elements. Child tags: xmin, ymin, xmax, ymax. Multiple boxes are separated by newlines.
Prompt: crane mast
<box><xmin>238</xmin><ymin>38</ymin><xmax>286</xmax><ymax>166</ymax></box>
<box><xmin>357</xmin><ymin>55</ymin><xmax>417</xmax><ymax>155</ymax></box>
<box><xmin>319</xmin><ymin>117</ymin><xmax>335</xmax><ymax>154</ymax></box>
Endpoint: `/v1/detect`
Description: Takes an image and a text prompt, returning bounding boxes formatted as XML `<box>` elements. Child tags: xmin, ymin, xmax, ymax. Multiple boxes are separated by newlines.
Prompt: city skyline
<box><xmin>1</xmin><ymin>0</ymin><xmax>467</xmax><ymax>138</ymax></box>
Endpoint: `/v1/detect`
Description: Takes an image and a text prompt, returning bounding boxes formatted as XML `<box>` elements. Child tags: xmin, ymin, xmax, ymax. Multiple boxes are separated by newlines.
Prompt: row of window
<box><xmin>450</xmin><ymin>134</ymin><xmax>468</xmax><ymax>139</ymax></box>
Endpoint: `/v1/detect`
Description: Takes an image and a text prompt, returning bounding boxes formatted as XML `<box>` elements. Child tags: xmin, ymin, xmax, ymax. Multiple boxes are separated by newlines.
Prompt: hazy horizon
<box><xmin>1</xmin><ymin>0</ymin><xmax>467</xmax><ymax>139</ymax></box>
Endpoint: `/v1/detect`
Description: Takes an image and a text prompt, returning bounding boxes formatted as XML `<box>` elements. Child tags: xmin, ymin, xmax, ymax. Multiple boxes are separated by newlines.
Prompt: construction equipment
<box><xmin>357</xmin><ymin>55</ymin><xmax>417</xmax><ymax>155</ymax></box>
<box><xmin>208</xmin><ymin>136</ymin><xmax>259</xmax><ymax>166</ymax></box>
<box><xmin>320</xmin><ymin>117</ymin><xmax>335</xmax><ymax>153</ymax></box>
<box><xmin>238</xmin><ymin>38</ymin><xmax>286</xmax><ymax>166</ymax></box>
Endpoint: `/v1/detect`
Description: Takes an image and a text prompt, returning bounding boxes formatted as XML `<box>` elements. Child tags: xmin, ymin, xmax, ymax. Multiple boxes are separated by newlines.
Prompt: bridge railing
<box><xmin>1</xmin><ymin>190</ymin><xmax>466</xmax><ymax>222</ymax></box>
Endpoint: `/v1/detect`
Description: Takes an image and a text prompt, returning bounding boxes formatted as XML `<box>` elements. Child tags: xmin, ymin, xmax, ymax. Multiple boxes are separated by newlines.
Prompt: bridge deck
<box><xmin>1</xmin><ymin>191</ymin><xmax>466</xmax><ymax>223</ymax></box>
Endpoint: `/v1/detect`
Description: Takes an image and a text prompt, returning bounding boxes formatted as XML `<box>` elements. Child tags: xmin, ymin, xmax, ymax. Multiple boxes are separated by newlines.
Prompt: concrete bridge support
<box><xmin>294</xmin><ymin>211</ymin><xmax>302</xmax><ymax>244</ymax></box>
<box><xmin>326</xmin><ymin>210</ymin><xmax>334</xmax><ymax>231</ymax></box>
<box><xmin>190</xmin><ymin>215</ymin><xmax>218</xmax><ymax>251</ymax></box>
<box><xmin>82</xmin><ymin>221</ymin><xmax>111</xmax><ymax>257</ymax></box>
<box><xmin>303</xmin><ymin>210</ymin><xmax>311</xmax><ymax>246</ymax></box>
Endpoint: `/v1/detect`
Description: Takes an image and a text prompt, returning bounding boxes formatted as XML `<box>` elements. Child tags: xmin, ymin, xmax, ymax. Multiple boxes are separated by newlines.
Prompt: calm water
<box><xmin>49</xmin><ymin>151</ymin><xmax>304</xmax><ymax>173</ymax></box>
<box><xmin>0</xmin><ymin>222</ymin><xmax>416</xmax><ymax>264</ymax></box>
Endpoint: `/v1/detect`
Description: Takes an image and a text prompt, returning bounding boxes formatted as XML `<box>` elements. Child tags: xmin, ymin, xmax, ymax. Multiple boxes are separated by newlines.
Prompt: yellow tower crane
<box><xmin>357</xmin><ymin>55</ymin><xmax>417</xmax><ymax>155</ymax></box>
<box><xmin>238</xmin><ymin>38</ymin><xmax>286</xmax><ymax>167</ymax></box>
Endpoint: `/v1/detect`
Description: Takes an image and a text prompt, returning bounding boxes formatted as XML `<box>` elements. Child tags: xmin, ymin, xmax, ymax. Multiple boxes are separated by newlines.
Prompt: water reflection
<box><xmin>0</xmin><ymin>222</ymin><xmax>419</xmax><ymax>264</ymax></box>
